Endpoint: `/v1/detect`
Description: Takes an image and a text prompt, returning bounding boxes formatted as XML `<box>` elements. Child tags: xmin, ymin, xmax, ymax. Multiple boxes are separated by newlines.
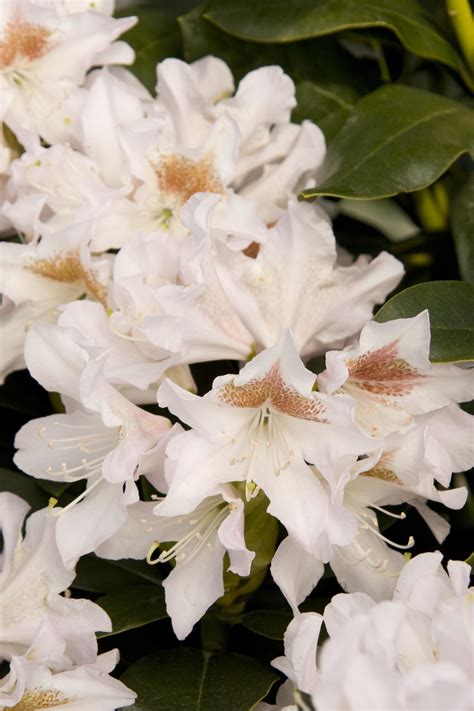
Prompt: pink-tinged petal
<box><xmin>219</xmin><ymin>66</ymin><xmax>295</xmax><ymax>149</ymax></box>
<box><xmin>276</xmin><ymin>612</ymin><xmax>323</xmax><ymax>696</ymax></box>
<box><xmin>155</xmin><ymin>431</ymin><xmax>246</xmax><ymax>516</ymax></box>
<box><xmin>56</xmin><ymin>482</ymin><xmax>128</xmax><ymax>568</ymax></box>
<box><xmin>156</xmin><ymin>58</ymin><xmax>214</xmax><ymax>146</ymax></box>
<box><xmin>217</xmin><ymin>497</ymin><xmax>254</xmax><ymax>576</ymax></box>
<box><xmin>253</xmin><ymin>454</ymin><xmax>329</xmax><ymax>556</ymax></box>
<box><xmin>418</xmin><ymin>404</ymin><xmax>474</xmax><ymax>475</ymax></box>
<box><xmin>190</xmin><ymin>55</ymin><xmax>234</xmax><ymax>105</ymax></box>
<box><xmin>331</xmin><ymin>313</ymin><xmax>474</xmax><ymax>435</ymax></box>
<box><xmin>24</xmin><ymin>322</ymin><xmax>90</xmax><ymax>403</ymax></box>
<box><xmin>323</xmin><ymin>592</ymin><xmax>375</xmax><ymax>638</ymax></box>
<box><xmin>240</xmin><ymin>121</ymin><xmax>325</xmax><ymax>220</ymax></box>
<box><xmin>393</xmin><ymin>551</ymin><xmax>447</xmax><ymax>613</ymax></box>
<box><xmin>158</xmin><ymin>378</ymin><xmax>250</xmax><ymax>440</ymax></box>
<box><xmin>96</xmin><ymin>501</ymin><xmax>159</xmax><ymax>560</ymax></box>
<box><xmin>0</xmin><ymin>493</ymin><xmax>30</xmax><ymax>586</ymax></box>
<box><xmin>446</xmin><ymin>560</ymin><xmax>471</xmax><ymax>596</ymax></box>
<box><xmin>271</xmin><ymin>537</ymin><xmax>324</xmax><ymax>614</ymax></box>
<box><xmin>14</xmin><ymin>411</ymin><xmax>111</xmax><ymax>482</ymax></box>
<box><xmin>331</xmin><ymin>526</ymin><xmax>406</xmax><ymax>601</ymax></box>
<box><xmin>163</xmin><ymin>535</ymin><xmax>225</xmax><ymax>640</ymax></box>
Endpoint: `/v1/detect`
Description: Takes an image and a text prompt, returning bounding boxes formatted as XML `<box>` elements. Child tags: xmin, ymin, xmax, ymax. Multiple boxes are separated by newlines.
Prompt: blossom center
<box><xmin>27</xmin><ymin>252</ymin><xmax>107</xmax><ymax>304</ymax></box>
<box><xmin>0</xmin><ymin>16</ymin><xmax>53</xmax><ymax>69</ymax></box>
<box><xmin>217</xmin><ymin>364</ymin><xmax>326</xmax><ymax>421</ymax></box>
<box><xmin>346</xmin><ymin>340</ymin><xmax>423</xmax><ymax>397</ymax></box>
<box><xmin>155</xmin><ymin>153</ymin><xmax>224</xmax><ymax>207</ymax></box>
<box><xmin>11</xmin><ymin>688</ymin><xmax>71</xmax><ymax>710</ymax></box>
<box><xmin>147</xmin><ymin>497</ymin><xmax>229</xmax><ymax>566</ymax></box>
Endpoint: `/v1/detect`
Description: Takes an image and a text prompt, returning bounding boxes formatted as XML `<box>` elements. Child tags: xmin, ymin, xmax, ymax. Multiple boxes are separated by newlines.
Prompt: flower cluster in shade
<box><xmin>0</xmin><ymin>0</ymin><xmax>473</xmax><ymax>707</ymax></box>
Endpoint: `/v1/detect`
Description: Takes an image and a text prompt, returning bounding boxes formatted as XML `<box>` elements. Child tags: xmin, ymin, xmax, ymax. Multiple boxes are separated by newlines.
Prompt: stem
<box><xmin>370</xmin><ymin>39</ymin><xmax>391</xmax><ymax>83</ymax></box>
<box><xmin>446</xmin><ymin>0</ymin><xmax>474</xmax><ymax>73</ymax></box>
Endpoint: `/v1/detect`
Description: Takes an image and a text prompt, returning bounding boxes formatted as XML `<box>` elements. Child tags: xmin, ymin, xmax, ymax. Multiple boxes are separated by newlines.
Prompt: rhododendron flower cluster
<box><xmin>0</xmin><ymin>1</ymin><xmax>473</xmax><ymax>708</ymax></box>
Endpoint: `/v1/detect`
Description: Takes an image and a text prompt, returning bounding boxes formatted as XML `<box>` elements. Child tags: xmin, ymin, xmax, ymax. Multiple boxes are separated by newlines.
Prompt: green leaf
<box><xmin>293</xmin><ymin>81</ymin><xmax>352</xmax><ymax>140</ymax></box>
<box><xmin>465</xmin><ymin>552</ymin><xmax>474</xmax><ymax>571</ymax></box>
<box><xmin>295</xmin><ymin>689</ymin><xmax>317</xmax><ymax>711</ymax></box>
<box><xmin>204</xmin><ymin>0</ymin><xmax>467</xmax><ymax>77</ymax></box>
<box><xmin>374</xmin><ymin>280</ymin><xmax>474</xmax><ymax>362</ymax></box>
<box><xmin>241</xmin><ymin>610</ymin><xmax>292</xmax><ymax>640</ymax></box>
<box><xmin>73</xmin><ymin>554</ymin><xmax>162</xmax><ymax>593</ymax></box>
<box><xmin>451</xmin><ymin>175</ymin><xmax>474</xmax><ymax>283</ymax></box>
<box><xmin>338</xmin><ymin>198</ymin><xmax>420</xmax><ymax>241</ymax></box>
<box><xmin>180</xmin><ymin>4</ymin><xmax>376</xmax><ymax>91</ymax></box>
<box><xmin>118</xmin><ymin>6</ymin><xmax>182</xmax><ymax>91</ymax></box>
<box><xmin>301</xmin><ymin>85</ymin><xmax>474</xmax><ymax>200</ymax></box>
<box><xmin>219</xmin><ymin>491</ymin><xmax>279</xmax><ymax>607</ymax></box>
<box><xmin>121</xmin><ymin>648</ymin><xmax>278</xmax><ymax>710</ymax></box>
<box><xmin>97</xmin><ymin>584</ymin><xmax>167</xmax><ymax>637</ymax></box>
<box><xmin>0</xmin><ymin>468</ymin><xmax>49</xmax><ymax>510</ymax></box>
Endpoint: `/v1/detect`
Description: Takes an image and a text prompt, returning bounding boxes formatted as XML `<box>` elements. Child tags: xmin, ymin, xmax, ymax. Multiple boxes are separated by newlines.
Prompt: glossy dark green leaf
<box><xmin>204</xmin><ymin>0</ymin><xmax>466</xmax><ymax>77</ymax></box>
<box><xmin>180</xmin><ymin>4</ymin><xmax>376</xmax><ymax>90</ymax></box>
<box><xmin>293</xmin><ymin>81</ymin><xmax>352</xmax><ymax>140</ymax></box>
<box><xmin>97</xmin><ymin>584</ymin><xmax>167</xmax><ymax>637</ymax></box>
<box><xmin>121</xmin><ymin>648</ymin><xmax>278</xmax><ymax>710</ymax></box>
<box><xmin>118</xmin><ymin>6</ymin><xmax>182</xmax><ymax>91</ymax></box>
<box><xmin>73</xmin><ymin>554</ymin><xmax>162</xmax><ymax>593</ymax></box>
<box><xmin>375</xmin><ymin>280</ymin><xmax>474</xmax><ymax>362</ymax></box>
<box><xmin>0</xmin><ymin>468</ymin><xmax>49</xmax><ymax>510</ymax></box>
<box><xmin>451</xmin><ymin>175</ymin><xmax>474</xmax><ymax>283</ymax></box>
<box><xmin>301</xmin><ymin>85</ymin><xmax>474</xmax><ymax>200</ymax></box>
<box><xmin>241</xmin><ymin>610</ymin><xmax>292</xmax><ymax>640</ymax></box>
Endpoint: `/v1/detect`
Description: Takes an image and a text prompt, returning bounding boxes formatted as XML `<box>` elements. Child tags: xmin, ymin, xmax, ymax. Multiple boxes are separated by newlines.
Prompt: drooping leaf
<box><xmin>204</xmin><ymin>0</ymin><xmax>467</xmax><ymax>78</ymax></box>
<box><xmin>300</xmin><ymin>85</ymin><xmax>474</xmax><ymax>200</ymax></box>
<box><xmin>338</xmin><ymin>197</ymin><xmax>421</xmax><ymax>241</ymax></box>
<box><xmin>97</xmin><ymin>584</ymin><xmax>167</xmax><ymax>637</ymax></box>
<box><xmin>374</xmin><ymin>280</ymin><xmax>474</xmax><ymax>362</ymax></box>
<box><xmin>451</xmin><ymin>174</ymin><xmax>474</xmax><ymax>283</ymax></box>
<box><xmin>73</xmin><ymin>554</ymin><xmax>162</xmax><ymax>593</ymax></box>
<box><xmin>241</xmin><ymin>610</ymin><xmax>292</xmax><ymax>640</ymax></box>
<box><xmin>121</xmin><ymin>648</ymin><xmax>278</xmax><ymax>711</ymax></box>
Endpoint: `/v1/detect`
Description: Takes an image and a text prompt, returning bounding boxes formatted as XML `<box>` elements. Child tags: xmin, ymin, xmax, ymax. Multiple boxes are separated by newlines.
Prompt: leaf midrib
<box><xmin>317</xmin><ymin>104</ymin><xmax>461</xmax><ymax>188</ymax></box>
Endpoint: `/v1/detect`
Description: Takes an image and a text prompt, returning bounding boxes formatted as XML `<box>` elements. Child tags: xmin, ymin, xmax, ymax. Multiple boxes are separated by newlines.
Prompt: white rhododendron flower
<box><xmin>14</xmin><ymin>337</ymin><xmax>172</xmax><ymax>566</ymax></box>
<box><xmin>0</xmin><ymin>639</ymin><xmax>136</xmax><ymax>709</ymax></box>
<box><xmin>0</xmin><ymin>0</ymin><xmax>136</xmax><ymax>146</ymax></box>
<box><xmin>3</xmin><ymin>56</ymin><xmax>325</xmax><ymax>251</ymax></box>
<box><xmin>144</xmin><ymin>196</ymin><xmax>404</xmax><ymax>365</ymax></box>
<box><xmin>1</xmin><ymin>18</ymin><xmax>473</xmax><ymax>709</ymax></box>
<box><xmin>0</xmin><ymin>493</ymin><xmax>111</xmax><ymax>661</ymax></box>
<box><xmin>319</xmin><ymin>311</ymin><xmax>474</xmax><ymax>436</ymax></box>
<box><xmin>157</xmin><ymin>333</ymin><xmax>375</xmax><ymax>560</ymax></box>
<box><xmin>0</xmin><ymin>225</ymin><xmax>112</xmax><ymax>383</ymax></box>
<box><xmin>265</xmin><ymin>552</ymin><xmax>474</xmax><ymax>711</ymax></box>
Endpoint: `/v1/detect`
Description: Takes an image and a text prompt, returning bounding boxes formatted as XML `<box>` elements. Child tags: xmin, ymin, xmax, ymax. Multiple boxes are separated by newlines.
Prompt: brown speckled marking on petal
<box><xmin>27</xmin><ymin>252</ymin><xmax>107</xmax><ymax>305</ymax></box>
<box><xmin>362</xmin><ymin>450</ymin><xmax>402</xmax><ymax>484</ymax></box>
<box><xmin>155</xmin><ymin>153</ymin><xmax>223</xmax><ymax>206</ymax></box>
<box><xmin>11</xmin><ymin>688</ymin><xmax>71</xmax><ymax>710</ymax></box>
<box><xmin>0</xmin><ymin>15</ymin><xmax>53</xmax><ymax>69</ymax></box>
<box><xmin>347</xmin><ymin>340</ymin><xmax>423</xmax><ymax>397</ymax></box>
<box><xmin>217</xmin><ymin>364</ymin><xmax>326</xmax><ymax>421</ymax></box>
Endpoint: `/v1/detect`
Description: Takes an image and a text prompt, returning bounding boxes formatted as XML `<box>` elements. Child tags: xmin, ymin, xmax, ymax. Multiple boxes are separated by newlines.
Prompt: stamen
<box><xmin>355</xmin><ymin>511</ymin><xmax>415</xmax><ymax>550</ymax></box>
<box><xmin>371</xmin><ymin>504</ymin><xmax>407</xmax><ymax>520</ymax></box>
<box><xmin>52</xmin><ymin>474</ymin><xmax>103</xmax><ymax>516</ymax></box>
